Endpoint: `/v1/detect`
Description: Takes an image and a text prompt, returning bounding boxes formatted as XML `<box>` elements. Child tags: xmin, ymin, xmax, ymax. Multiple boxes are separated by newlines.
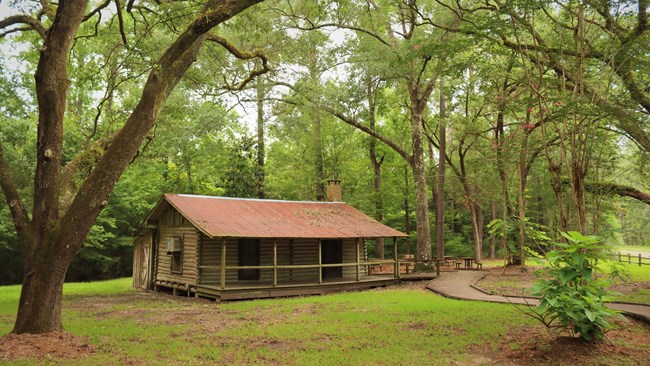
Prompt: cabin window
<box><xmin>238</xmin><ymin>239</ymin><xmax>260</xmax><ymax>280</ymax></box>
<box><xmin>167</xmin><ymin>236</ymin><xmax>183</xmax><ymax>274</ymax></box>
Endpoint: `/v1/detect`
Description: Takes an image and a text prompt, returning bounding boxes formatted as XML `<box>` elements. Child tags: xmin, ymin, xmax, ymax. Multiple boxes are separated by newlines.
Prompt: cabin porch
<box><xmin>194</xmin><ymin>275</ymin><xmax>398</xmax><ymax>300</ymax></box>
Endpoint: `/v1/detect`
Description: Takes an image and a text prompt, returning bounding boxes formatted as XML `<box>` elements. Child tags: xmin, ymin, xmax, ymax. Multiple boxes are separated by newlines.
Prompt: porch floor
<box><xmin>195</xmin><ymin>275</ymin><xmax>398</xmax><ymax>301</ymax></box>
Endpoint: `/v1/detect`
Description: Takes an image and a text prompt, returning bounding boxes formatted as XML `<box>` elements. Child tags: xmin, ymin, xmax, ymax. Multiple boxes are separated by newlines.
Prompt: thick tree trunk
<box><xmin>410</xmin><ymin>111</ymin><xmax>432</xmax><ymax>265</ymax></box>
<box><xmin>7</xmin><ymin>0</ymin><xmax>264</xmax><ymax>335</ymax></box>
<box><xmin>13</xmin><ymin>243</ymin><xmax>69</xmax><ymax>333</ymax></box>
<box><xmin>10</xmin><ymin>0</ymin><xmax>89</xmax><ymax>335</ymax></box>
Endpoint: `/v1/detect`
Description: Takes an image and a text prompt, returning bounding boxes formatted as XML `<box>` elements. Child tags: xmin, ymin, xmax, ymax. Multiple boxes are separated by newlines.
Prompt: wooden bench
<box><xmin>475</xmin><ymin>261</ymin><xmax>483</xmax><ymax>270</ymax></box>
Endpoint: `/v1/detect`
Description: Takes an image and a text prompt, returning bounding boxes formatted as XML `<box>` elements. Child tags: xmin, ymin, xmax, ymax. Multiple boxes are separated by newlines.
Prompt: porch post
<box><xmin>273</xmin><ymin>239</ymin><xmax>278</xmax><ymax>288</ymax></box>
<box><xmin>220</xmin><ymin>238</ymin><xmax>227</xmax><ymax>290</ymax></box>
<box><xmin>318</xmin><ymin>239</ymin><xmax>323</xmax><ymax>285</ymax></box>
<box><xmin>393</xmin><ymin>237</ymin><xmax>400</xmax><ymax>279</ymax></box>
<box><xmin>356</xmin><ymin>238</ymin><xmax>361</xmax><ymax>282</ymax></box>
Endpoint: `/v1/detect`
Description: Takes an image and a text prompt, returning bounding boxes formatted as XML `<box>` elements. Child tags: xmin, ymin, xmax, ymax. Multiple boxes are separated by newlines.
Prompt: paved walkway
<box><xmin>426</xmin><ymin>270</ymin><xmax>650</xmax><ymax>323</ymax></box>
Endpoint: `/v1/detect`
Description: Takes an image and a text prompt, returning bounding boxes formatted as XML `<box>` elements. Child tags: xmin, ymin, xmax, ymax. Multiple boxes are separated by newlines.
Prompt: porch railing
<box><xmin>198</xmin><ymin>237</ymin><xmax>401</xmax><ymax>290</ymax></box>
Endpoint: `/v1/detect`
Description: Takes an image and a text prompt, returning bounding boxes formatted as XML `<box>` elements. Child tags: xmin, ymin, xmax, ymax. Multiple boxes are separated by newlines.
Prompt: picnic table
<box><xmin>459</xmin><ymin>257</ymin><xmax>475</xmax><ymax>269</ymax></box>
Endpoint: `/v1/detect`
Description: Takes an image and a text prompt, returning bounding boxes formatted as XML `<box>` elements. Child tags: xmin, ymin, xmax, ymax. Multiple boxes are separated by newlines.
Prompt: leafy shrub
<box><xmin>487</xmin><ymin>217</ymin><xmax>551</xmax><ymax>263</ymax></box>
<box><xmin>529</xmin><ymin>231</ymin><xmax>623</xmax><ymax>342</ymax></box>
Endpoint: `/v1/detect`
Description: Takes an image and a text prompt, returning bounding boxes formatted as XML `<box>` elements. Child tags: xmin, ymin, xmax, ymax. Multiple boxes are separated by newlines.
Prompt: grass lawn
<box><xmin>1</xmin><ymin>278</ymin><xmax>649</xmax><ymax>365</ymax></box>
<box><xmin>614</xmin><ymin>245</ymin><xmax>650</xmax><ymax>253</ymax></box>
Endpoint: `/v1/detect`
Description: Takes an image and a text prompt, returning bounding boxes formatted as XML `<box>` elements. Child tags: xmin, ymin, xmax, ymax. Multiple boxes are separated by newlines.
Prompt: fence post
<box><xmin>640</xmin><ymin>253</ymin><xmax>642</xmax><ymax>267</ymax></box>
<box><xmin>618</xmin><ymin>252</ymin><xmax>621</xmax><ymax>262</ymax></box>
<box><xmin>628</xmin><ymin>252</ymin><xmax>631</xmax><ymax>264</ymax></box>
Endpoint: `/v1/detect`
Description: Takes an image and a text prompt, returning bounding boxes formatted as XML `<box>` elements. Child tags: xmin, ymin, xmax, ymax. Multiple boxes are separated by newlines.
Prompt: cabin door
<box><xmin>238</xmin><ymin>239</ymin><xmax>260</xmax><ymax>280</ymax></box>
<box><xmin>321</xmin><ymin>240</ymin><xmax>343</xmax><ymax>279</ymax></box>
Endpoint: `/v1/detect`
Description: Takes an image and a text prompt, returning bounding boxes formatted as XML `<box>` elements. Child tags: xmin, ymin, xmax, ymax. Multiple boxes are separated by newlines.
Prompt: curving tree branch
<box><xmin>207</xmin><ymin>34</ymin><xmax>270</xmax><ymax>91</ymax></box>
<box><xmin>561</xmin><ymin>179</ymin><xmax>650</xmax><ymax>206</ymax></box>
<box><xmin>0</xmin><ymin>15</ymin><xmax>47</xmax><ymax>39</ymax></box>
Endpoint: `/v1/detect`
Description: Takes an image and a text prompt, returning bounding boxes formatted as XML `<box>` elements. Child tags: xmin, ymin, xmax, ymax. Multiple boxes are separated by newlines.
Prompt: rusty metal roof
<box><xmin>145</xmin><ymin>194</ymin><xmax>407</xmax><ymax>239</ymax></box>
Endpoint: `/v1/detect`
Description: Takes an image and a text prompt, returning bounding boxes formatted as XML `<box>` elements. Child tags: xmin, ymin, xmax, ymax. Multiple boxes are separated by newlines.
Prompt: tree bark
<box><xmin>580</xmin><ymin>181</ymin><xmax>650</xmax><ymax>206</ymax></box>
<box><xmin>256</xmin><ymin>76</ymin><xmax>265</xmax><ymax>199</ymax></box>
<box><xmin>368</xmin><ymin>77</ymin><xmax>384</xmax><ymax>258</ymax></box>
<box><xmin>457</xmin><ymin>147</ymin><xmax>482</xmax><ymax>262</ymax></box>
<box><xmin>436</xmin><ymin>82</ymin><xmax>446</xmax><ymax>260</ymax></box>
<box><xmin>309</xmin><ymin>60</ymin><xmax>325</xmax><ymax>201</ymax></box>
<box><xmin>489</xmin><ymin>202</ymin><xmax>497</xmax><ymax>259</ymax></box>
<box><xmin>407</xmin><ymin>78</ymin><xmax>434</xmax><ymax>267</ymax></box>
<box><xmin>7</xmin><ymin>0</ymin><xmax>264</xmax><ymax>334</ymax></box>
<box><xmin>404</xmin><ymin>165</ymin><xmax>412</xmax><ymax>255</ymax></box>
<box><xmin>410</xmin><ymin>107</ymin><xmax>432</xmax><ymax>265</ymax></box>
<box><xmin>11</xmin><ymin>0</ymin><xmax>90</xmax><ymax>334</ymax></box>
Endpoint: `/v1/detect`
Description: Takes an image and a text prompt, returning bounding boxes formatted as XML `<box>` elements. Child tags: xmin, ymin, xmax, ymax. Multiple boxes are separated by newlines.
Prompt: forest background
<box><xmin>1</xmin><ymin>0</ymin><xmax>649</xmax><ymax>286</ymax></box>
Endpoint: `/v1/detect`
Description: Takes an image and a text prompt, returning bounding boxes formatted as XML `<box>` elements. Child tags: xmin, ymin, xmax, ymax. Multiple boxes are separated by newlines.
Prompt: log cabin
<box><xmin>132</xmin><ymin>192</ymin><xmax>407</xmax><ymax>301</ymax></box>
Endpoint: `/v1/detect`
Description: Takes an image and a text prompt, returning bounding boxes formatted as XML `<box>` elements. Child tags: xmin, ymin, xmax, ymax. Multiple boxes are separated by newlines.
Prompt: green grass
<box><xmin>613</xmin><ymin>244</ymin><xmax>650</xmax><ymax>253</ymax></box>
<box><xmin>0</xmin><ymin>278</ymin><xmax>134</xmax><ymax>316</ymax></box>
<box><xmin>0</xmin><ymin>280</ymin><xmax>534</xmax><ymax>365</ymax></box>
<box><xmin>1</xmin><ymin>278</ymin><xmax>648</xmax><ymax>365</ymax></box>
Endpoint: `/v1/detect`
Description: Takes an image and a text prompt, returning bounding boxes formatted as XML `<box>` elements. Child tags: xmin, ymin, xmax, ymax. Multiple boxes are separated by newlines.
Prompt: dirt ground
<box><xmin>0</xmin><ymin>330</ymin><xmax>95</xmax><ymax>361</ymax></box>
<box><xmin>470</xmin><ymin>316</ymin><xmax>650</xmax><ymax>365</ymax></box>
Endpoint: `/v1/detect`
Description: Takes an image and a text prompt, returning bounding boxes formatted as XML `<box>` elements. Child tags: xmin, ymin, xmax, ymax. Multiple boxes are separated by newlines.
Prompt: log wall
<box><xmin>198</xmin><ymin>236</ymin><xmax>367</xmax><ymax>287</ymax></box>
<box><xmin>154</xmin><ymin>207</ymin><xmax>199</xmax><ymax>286</ymax></box>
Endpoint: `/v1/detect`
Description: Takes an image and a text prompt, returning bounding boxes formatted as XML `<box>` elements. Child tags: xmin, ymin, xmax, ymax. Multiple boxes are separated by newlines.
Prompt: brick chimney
<box><xmin>326</xmin><ymin>179</ymin><xmax>342</xmax><ymax>202</ymax></box>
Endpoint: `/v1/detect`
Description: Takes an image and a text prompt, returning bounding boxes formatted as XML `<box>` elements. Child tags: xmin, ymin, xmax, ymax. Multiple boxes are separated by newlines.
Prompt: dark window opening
<box><xmin>321</xmin><ymin>239</ymin><xmax>343</xmax><ymax>279</ymax></box>
<box><xmin>168</xmin><ymin>236</ymin><xmax>183</xmax><ymax>274</ymax></box>
<box><xmin>238</xmin><ymin>239</ymin><xmax>260</xmax><ymax>280</ymax></box>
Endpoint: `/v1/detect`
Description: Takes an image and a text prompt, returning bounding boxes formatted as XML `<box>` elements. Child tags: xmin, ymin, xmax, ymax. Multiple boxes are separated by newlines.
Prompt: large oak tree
<box><xmin>0</xmin><ymin>0</ymin><xmax>264</xmax><ymax>334</ymax></box>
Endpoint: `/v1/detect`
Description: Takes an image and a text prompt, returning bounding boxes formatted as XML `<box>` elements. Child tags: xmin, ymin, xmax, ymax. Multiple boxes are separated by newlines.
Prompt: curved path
<box><xmin>426</xmin><ymin>270</ymin><xmax>650</xmax><ymax>323</ymax></box>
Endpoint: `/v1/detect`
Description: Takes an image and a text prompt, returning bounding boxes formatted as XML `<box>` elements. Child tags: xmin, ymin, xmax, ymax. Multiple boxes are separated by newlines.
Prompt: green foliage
<box><xmin>529</xmin><ymin>231</ymin><xmax>623</xmax><ymax>342</ymax></box>
<box><xmin>487</xmin><ymin>217</ymin><xmax>552</xmax><ymax>260</ymax></box>
<box><xmin>444</xmin><ymin>234</ymin><xmax>474</xmax><ymax>257</ymax></box>
<box><xmin>222</xmin><ymin>135</ymin><xmax>262</xmax><ymax>198</ymax></box>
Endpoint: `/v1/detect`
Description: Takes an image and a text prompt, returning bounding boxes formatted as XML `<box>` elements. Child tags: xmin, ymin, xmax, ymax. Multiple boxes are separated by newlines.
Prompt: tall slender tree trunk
<box><xmin>309</xmin><ymin>61</ymin><xmax>325</xmax><ymax>201</ymax></box>
<box><xmin>256</xmin><ymin>76</ymin><xmax>266</xmax><ymax>199</ymax></box>
<box><xmin>516</xmin><ymin>111</ymin><xmax>532</xmax><ymax>267</ymax></box>
<box><xmin>404</xmin><ymin>165</ymin><xmax>412</xmax><ymax>255</ymax></box>
<box><xmin>368</xmin><ymin>77</ymin><xmax>384</xmax><ymax>258</ymax></box>
<box><xmin>517</xmin><ymin>156</ymin><xmax>527</xmax><ymax>266</ymax></box>
<box><xmin>457</xmin><ymin>150</ymin><xmax>482</xmax><ymax>262</ymax></box>
<box><xmin>436</xmin><ymin>83</ymin><xmax>447</xmax><ymax>259</ymax></box>
<box><xmin>549</xmin><ymin>162</ymin><xmax>568</xmax><ymax>233</ymax></box>
<box><xmin>489</xmin><ymin>202</ymin><xmax>497</xmax><ymax>259</ymax></box>
<box><xmin>408</xmin><ymin>83</ymin><xmax>432</xmax><ymax>267</ymax></box>
<box><xmin>572</xmin><ymin>5</ymin><xmax>588</xmax><ymax>233</ymax></box>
